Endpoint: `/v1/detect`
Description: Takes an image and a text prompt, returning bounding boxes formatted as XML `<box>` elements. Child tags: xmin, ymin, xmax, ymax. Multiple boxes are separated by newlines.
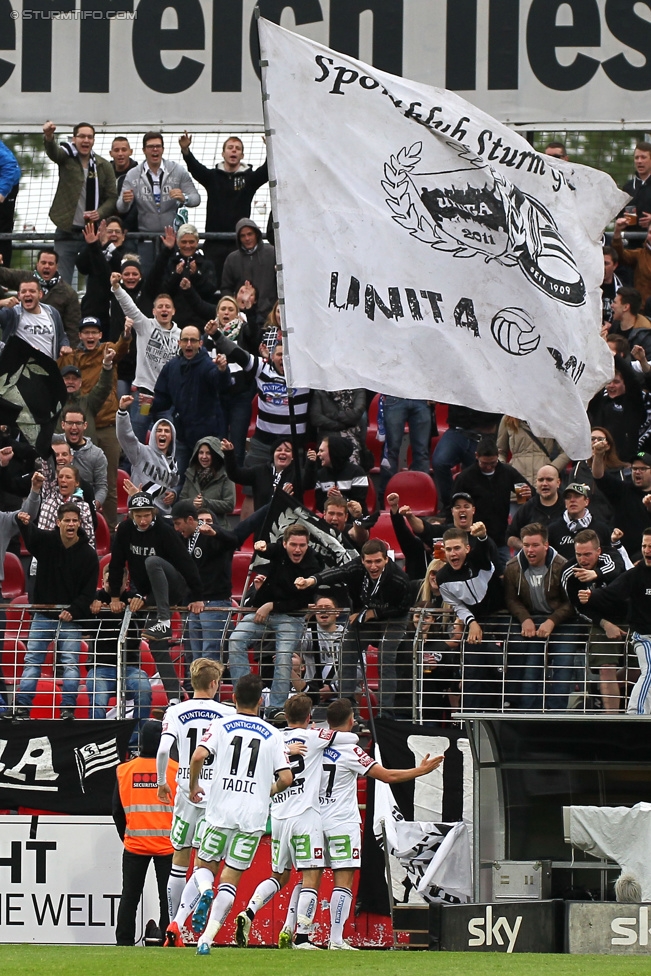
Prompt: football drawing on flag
<box><xmin>257</xmin><ymin>18</ymin><xmax>629</xmax><ymax>460</ymax></box>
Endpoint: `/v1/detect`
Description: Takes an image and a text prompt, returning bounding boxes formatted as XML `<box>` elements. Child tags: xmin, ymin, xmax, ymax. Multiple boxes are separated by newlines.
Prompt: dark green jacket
<box><xmin>44</xmin><ymin>138</ymin><xmax>117</xmax><ymax>232</ymax></box>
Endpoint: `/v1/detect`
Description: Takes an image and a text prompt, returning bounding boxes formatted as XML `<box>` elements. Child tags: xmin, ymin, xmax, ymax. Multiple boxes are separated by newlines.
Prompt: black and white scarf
<box><xmin>60</xmin><ymin>141</ymin><xmax>99</xmax><ymax>214</ymax></box>
<box><xmin>33</xmin><ymin>270</ymin><xmax>62</xmax><ymax>293</ymax></box>
<box><xmin>563</xmin><ymin>509</ymin><xmax>592</xmax><ymax>534</ymax></box>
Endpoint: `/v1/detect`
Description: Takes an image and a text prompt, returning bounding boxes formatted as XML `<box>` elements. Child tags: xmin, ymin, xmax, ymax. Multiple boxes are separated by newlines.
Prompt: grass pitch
<box><xmin>1</xmin><ymin>946</ymin><xmax>651</xmax><ymax>976</ymax></box>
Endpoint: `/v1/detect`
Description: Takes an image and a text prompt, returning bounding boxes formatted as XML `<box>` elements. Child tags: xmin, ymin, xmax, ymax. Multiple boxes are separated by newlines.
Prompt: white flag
<box><xmin>258</xmin><ymin>19</ymin><xmax>628</xmax><ymax>461</ymax></box>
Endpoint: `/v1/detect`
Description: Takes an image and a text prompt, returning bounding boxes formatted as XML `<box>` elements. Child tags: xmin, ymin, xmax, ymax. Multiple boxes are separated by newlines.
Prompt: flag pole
<box><xmin>257</xmin><ymin>9</ymin><xmax>303</xmax><ymax>499</ymax></box>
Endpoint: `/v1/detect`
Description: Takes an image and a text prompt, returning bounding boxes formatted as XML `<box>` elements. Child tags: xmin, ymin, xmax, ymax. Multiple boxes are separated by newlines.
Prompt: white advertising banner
<box><xmin>0</xmin><ymin>816</ymin><xmax>159</xmax><ymax>944</ymax></box>
<box><xmin>259</xmin><ymin>19</ymin><xmax>627</xmax><ymax>460</ymax></box>
<box><xmin>0</xmin><ymin>1</ymin><xmax>651</xmax><ymax>129</ymax></box>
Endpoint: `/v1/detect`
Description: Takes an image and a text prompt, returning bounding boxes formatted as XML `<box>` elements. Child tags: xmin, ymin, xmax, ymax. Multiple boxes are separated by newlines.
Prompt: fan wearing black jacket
<box><xmin>171</xmin><ymin>500</ymin><xmax>238</xmax><ymax>663</ymax></box>
<box><xmin>560</xmin><ymin>528</ymin><xmax>626</xmax><ymax>712</ymax></box>
<box><xmin>109</xmin><ymin>492</ymin><xmax>203</xmax><ymax>639</ymax></box>
<box><xmin>13</xmin><ymin>502</ymin><xmax>99</xmax><ymax>719</ymax></box>
<box><xmin>228</xmin><ymin>523</ymin><xmax>322</xmax><ymax>720</ymax></box>
<box><xmin>296</xmin><ymin>538</ymin><xmax>412</xmax><ymax>717</ymax></box>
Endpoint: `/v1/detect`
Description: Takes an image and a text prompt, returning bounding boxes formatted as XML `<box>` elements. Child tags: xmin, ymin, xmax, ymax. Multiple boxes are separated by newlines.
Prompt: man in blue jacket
<box><xmin>151</xmin><ymin>325</ymin><xmax>231</xmax><ymax>482</ymax></box>
<box><xmin>0</xmin><ymin>140</ymin><xmax>21</xmax><ymax>266</ymax></box>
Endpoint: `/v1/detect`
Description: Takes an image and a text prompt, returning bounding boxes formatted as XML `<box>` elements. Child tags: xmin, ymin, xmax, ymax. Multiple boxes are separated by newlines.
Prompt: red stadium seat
<box><xmin>366</xmin><ymin>479</ymin><xmax>377</xmax><ymax>513</ymax></box>
<box><xmin>231</xmin><ymin>551</ymin><xmax>252</xmax><ymax>602</ymax></box>
<box><xmin>95</xmin><ymin>513</ymin><xmax>111</xmax><ymax>557</ymax></box>
<box><xmin>232</xmin><ymin>482</ymin><xmax>245</xmax><ymax>516</ymax></box>
<box><xmin>370</xmin><ymin>512</ymin><xmax>404</xmax><ymax>559</ymax></box>
<box><xmin>2</xmin><ymin>552</ymin><xmax>26</xmax><ymax>601</ymax></box>
<box><xmin>365</xmin><ymin>394</ymin><xmax>383</xmax><ymax>472</ymax></box>
<box><xmin>98</xmin><ymin>552</ymin><xmax>112</xmax><ymax>587</ymax></box>
<box><xmin>384</xmin><ymin>471</ymin><xmax>438</xmax><ymax>516</ymax></box>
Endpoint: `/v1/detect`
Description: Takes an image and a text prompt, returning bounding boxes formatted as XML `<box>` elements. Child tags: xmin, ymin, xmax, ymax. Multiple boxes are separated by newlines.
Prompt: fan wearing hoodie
<box><xmin>116</xmin><ymin>398</ymin><xmax>179</xmax><ymax>516</ymax></box>
<box><xmin>151</xmin><ymin>325</ymin><xmax>231</xmax><ymax>482</ymax></box>
<box><xmin>110</xmin><ymin>271</ymin><xmax>181</xmax><ymax>443</ymax></box>
<box><xmin>13</xmin><ymin>502</ymin><xmax>99</xmax><ymax>720</ymax></box>
<box><xmin>305</xmin><ymin>434</ymin><xmax>369</xmax><ymax>513</ymax></box>
<box><xmin>221</xmin><ymin>218</ymin><xmax>277</xmax><ymax>318</ymax></box>
<box><xmin>178</xmin><ymin>437</ymin><xmax>235</xmax><ymax>528</ymax></box>
<box><xmin>504</xmin><ymin>522</ymin><xmax>577</xmax><ymax>711</ymax></box>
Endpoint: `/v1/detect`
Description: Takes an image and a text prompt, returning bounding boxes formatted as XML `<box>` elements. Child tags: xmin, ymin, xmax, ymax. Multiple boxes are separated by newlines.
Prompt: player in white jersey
<box><xmin>281</xmin><ymin>698</ymin><xmax>443</xmax><ymax>950</ymax></box>
<box><xmin>234</xmin><ymin>693</ymin><xmax>358</xmax><ymax>950</ymax></box>
<box><xmin>187</xmin><ymin>674</ymin><xmax>292</xmax><ymax>955</ymax></box>
<box><xmin>157</xmin><ymin>658</ymin><xmax>234</xmax><ymax>947</ymax></box>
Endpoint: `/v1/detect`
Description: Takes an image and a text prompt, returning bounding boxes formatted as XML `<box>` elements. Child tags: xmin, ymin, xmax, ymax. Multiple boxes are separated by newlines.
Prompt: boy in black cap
<box><xmin>110</xmin><ymin>491</ymin><xmax>203</xmax><ymax>646</ymax></box>
<box><xmin>547</xmin><ymin>483</ymin><xmax>614</xmax><ymax>561</ymax></box>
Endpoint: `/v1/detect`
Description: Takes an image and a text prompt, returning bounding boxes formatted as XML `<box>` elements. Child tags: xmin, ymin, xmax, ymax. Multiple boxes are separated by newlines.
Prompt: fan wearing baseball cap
<box><xmin>108</xmin><ymin>491</ymin><xmax>204</xmax><ymax>698</ymax></box>
<box><xmin>59</xmin><ymin>355</ymin><xmax>113</xmax><ymax>446</ymax></box>
<box><xmin>547</xmin><ymin>482</ymin><xmax>616</xmax><ymax>563</ymax></box>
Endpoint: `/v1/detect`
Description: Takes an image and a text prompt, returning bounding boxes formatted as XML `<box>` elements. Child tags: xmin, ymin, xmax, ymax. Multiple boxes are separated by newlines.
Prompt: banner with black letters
<box><xmin>3</xmin><ymin>1</ymin><xmax>651</xmax><ymax>129</ymax></box>
<box><xmin>259</xmin><ymin>19</ymin><xmax>627</xmax><ymax>462</ymax></box>
<box><xmin>0</xmin><ymin>720</ymin><xmax>135</xmax><ymax>815</ymax></box>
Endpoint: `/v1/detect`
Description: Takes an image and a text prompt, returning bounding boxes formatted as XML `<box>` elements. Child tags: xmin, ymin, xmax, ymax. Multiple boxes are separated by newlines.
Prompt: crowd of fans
<box><xmin>0</xmin><ymin>129</ymin><xmax>650</xmax><ymax>728</ymax></box>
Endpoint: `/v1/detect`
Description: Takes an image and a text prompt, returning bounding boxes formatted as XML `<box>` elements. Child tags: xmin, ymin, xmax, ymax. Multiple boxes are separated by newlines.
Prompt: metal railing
<box><xmin>0</xmin><ymin>603</ymin><xmax>641</xmax><ymax>722</ymax></box>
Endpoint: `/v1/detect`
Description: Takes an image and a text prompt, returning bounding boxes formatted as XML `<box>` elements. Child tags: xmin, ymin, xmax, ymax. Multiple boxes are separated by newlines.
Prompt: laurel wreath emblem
<box><xmin>382</xmin><ymin>141</ymin><xmax>521</xmax><ymax>263</ymax></box>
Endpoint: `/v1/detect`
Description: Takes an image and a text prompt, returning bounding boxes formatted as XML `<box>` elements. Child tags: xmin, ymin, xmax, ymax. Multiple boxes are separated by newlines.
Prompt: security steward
<box><xmin>113</xmin><ymin>719</ymin><xmax>178</xmax><ymax>946</ymax></box>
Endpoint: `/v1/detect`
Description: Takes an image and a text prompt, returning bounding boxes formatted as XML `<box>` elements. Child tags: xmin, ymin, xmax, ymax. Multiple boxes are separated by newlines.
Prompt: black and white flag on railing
<box><xmin>259</xmin><ymin>19</ymin><xmax>628</xmax><ymax>461</ymax></box>
<box><xmin>373</xmin><ymin>742</ymin><xmax>472</xmax><ymax>905</ymax></box>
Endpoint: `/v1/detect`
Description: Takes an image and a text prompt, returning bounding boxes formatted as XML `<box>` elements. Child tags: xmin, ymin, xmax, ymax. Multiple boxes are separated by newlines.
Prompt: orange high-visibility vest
<box><xmin>116</xmin><ymin>756</ymin><xmax>178</xmax><ymax>855</ymax></box>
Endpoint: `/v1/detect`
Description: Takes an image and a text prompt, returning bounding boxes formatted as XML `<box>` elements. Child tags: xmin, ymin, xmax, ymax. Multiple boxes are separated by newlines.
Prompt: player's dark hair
<box><xmin>327</xmin><ymin>698</ymin><xmax>353</xmax><ymax>728</ymax></box>
<box><xmin>234</xmin><ymin>674</ymin><xmax>263</xmax><ymax>709</ymax></box>
<box><xmin>190</xmin><ymin>658</ymin><xmax>223</xmax><ymax>691</ymax></box>
<box><xmin>284</xmin><ymin>694</ymin><xmax>312</xmax><ymax>724</ymax></box>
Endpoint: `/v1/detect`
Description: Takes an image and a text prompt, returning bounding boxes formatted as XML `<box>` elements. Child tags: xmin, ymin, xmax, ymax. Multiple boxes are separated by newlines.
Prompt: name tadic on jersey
<box><xmin>201</xmin><ymin>714</ymin><xmax>290</xmax><ymax>834</ymax></box>
<box><xmin>272</xmin><ymin>727</ymin><xmax>349</xmax><ymax>818</ymax></box>
<box><xmin>161</xmin><ymin>700</ymin><xmax>234</xmax><ymax>791</ymax></box>
<box><xmin>320</xmin><ymin>743</ymin><xmax>376</xmax><ymax>827</ymax></box>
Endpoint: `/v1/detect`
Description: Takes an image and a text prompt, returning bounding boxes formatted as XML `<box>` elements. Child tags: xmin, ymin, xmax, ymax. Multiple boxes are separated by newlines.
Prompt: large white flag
<box><xmin>258</xmin><ymin>19</ymin><xmax>628</xmax><ymax>461</ymax></box>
